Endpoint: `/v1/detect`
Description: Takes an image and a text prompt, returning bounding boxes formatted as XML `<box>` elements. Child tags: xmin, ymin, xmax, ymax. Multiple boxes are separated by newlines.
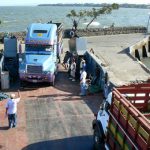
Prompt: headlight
<box><xmin>19</xmin><ymin>70</ymin><xmax>25</xmax><ymax>73</ymax></box>
<box><xmin>43</xmin><ymin>71</ymin><xmax>51</xmax><ymax>74</ymax></box>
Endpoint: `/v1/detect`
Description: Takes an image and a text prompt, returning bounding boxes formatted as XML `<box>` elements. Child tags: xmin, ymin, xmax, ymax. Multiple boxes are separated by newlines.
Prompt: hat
<box><xmin>10</xmin><ymin>94</ymin><xmax>15</xmax><ymax>99</ymax></box>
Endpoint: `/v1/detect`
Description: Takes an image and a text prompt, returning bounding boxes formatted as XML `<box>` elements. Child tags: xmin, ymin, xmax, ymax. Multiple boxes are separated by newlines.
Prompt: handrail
<box><xmin>113</xmin><ymin>89</ymin><xmax>150</xmax><ymax>126</ymax></box>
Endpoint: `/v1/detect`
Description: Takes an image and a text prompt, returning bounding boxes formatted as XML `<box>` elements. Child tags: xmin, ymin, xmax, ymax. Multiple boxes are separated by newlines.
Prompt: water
<box><xmin>0</xmin><ymin>6</ymin><xmax>150</xmax><ymax>32</ymax></box>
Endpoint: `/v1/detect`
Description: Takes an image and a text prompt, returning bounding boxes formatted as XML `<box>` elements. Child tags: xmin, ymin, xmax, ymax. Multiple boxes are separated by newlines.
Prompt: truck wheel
<box><xmin>93</xmin><ymin>126</ymin><xmax>105</xmax><ymax>150</ymax></box>
<box><xmin>50</xmin><ymin>75</ymin><xmax>55</xmax><ymax>86</ymax></box>
<box><xmin>20</xmin><ymin>81</ymin><xmax>26</xmax><ymax>88</ymax></box>
<box><xmin>50</xmin><ymin>80</ymin><xmax>55</xmax><ymax>86</ymax></box>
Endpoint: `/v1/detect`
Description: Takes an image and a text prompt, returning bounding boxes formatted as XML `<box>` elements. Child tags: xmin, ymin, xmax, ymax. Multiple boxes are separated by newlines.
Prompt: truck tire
<box><xmin>20</xmin><ymin>80</ymin><xmax>26</xmax><ymax>88</ymax></box>
<box><xmin>50</xmin><ymin>75</ymin><xmax>55</xmax><ymax>86</ymax></box>
<box><xmin>50</xmin><ymin>80</ymin><xmax>55</xmax><ymax>86</ymax></box>
<box><xmin>93</xmin><ymin>124</ymin><xmax>105</xmax><ymax>150</ymax></box>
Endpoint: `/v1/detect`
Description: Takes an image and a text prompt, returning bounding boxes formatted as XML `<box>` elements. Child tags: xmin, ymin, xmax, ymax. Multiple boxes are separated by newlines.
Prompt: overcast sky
<box><xmin>0</xmin><ymin>0</ymin><xmax>150</xmax><ymax>6</ymax></box>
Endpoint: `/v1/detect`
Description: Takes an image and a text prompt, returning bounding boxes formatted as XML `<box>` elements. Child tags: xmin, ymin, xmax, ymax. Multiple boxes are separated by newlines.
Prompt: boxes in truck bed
<box><xmin>107</xmin><ymin>84</ymin><xmax>150</xmax><ymax>150</ymax></box>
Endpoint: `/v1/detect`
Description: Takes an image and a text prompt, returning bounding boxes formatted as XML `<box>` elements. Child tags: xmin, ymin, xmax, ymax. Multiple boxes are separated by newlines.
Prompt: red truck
<box><xmin>93</xmin><ymin>83</ymin><xmax>150</xmax><ymax>150</ymax></box>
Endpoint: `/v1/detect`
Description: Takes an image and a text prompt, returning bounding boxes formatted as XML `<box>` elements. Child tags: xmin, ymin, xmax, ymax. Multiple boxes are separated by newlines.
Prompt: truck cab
<box><xmin>19</xmin><ymin>23</ymin><xmax>63</xmax><ymax>86</ymax></box>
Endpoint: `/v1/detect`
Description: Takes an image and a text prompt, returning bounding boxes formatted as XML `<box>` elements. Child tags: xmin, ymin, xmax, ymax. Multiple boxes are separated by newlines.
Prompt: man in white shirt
<box><xmin>80</xmin><ymin>68</ymin><xmax>87</xmax><ymax>96</ymax></box>
<box><xmin>5</xmin><ymin>90</ymin><xmax>21</xmax><ymax>128</ymax></box>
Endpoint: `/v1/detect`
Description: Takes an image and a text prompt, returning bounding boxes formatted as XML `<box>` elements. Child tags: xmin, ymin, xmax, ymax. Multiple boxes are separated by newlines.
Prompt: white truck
<box><xmin>92</xmin><ymin>84</ymin><xmax>150</xmax><ymax>150</ymax></box>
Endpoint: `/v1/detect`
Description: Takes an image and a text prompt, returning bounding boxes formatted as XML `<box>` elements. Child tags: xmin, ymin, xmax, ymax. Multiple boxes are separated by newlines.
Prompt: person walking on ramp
<box><xmin>80</xmin><ymin>68</ymin><xmax>87</xmax><ymax>96</ymax></box>
<box><xmin>5</xmin><ymin>90</ymin><xmax>21</xmax><ymax>128</ymax></box>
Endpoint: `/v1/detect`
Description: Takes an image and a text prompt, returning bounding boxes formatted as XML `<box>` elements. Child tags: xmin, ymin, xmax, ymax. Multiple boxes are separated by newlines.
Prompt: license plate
<box><xmin>37</xmin><ymin>33</ymin><xmax>42</xmax><ymax>37</ymax></box>
<box><xmin>32</xmin><ymin>80</ymin><xmax>37</xmax><ymax>83</ymax></box>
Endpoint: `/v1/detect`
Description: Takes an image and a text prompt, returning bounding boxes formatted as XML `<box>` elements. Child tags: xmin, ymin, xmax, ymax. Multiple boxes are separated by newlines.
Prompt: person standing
<box><xmin>19</xmin><ymin>41</ymin><xmax>22</xmax><ymax>54</ymax></box>
<box><xmin>73</xmin><ymin>20</ymin><xmax>78</xmax><ymax>31</ymax></box>
<box><xmin>68</xmin><ymin>52</ymin><xmax>73</xmax><ymax>78</ymax></box>
<box><xmin>82</xmin><ymin>60</ymin><xmax>86</xmax><ymax>71</ymax></box>
<box><xmin>103</xmin><ymin>83</ymin><xmax>109</xmax><ymax>99</ymax></box>
<box><xmin>62</xmin><ymin>51</ymin><xmax>70</xmax><ymax>70</ymax></box>
<box><xmin>80</xmin><ymin>68</ymin><xmax>87</xmax><ymax>96</ymax></box>
<box><xmin>80</xmin><ymin>58</ymin><xmax>86</xmax><ymax>73</ymax></box>
<box><xmin>5</xmin><ymin>90</ymin><xmax>21</xmax><ymax>128</ymax></box>
<box><xmin>103</xmin><ymin>73</ymin><xmax>109</xmax><ymax>99</ymax></box>
<box><xmin>70</xmin><ymin>58</ymin><xmax>76</xmax><ymax>81</ymax></box>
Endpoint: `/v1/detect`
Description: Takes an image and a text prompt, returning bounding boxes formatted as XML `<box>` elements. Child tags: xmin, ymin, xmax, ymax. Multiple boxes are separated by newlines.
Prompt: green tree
<box><xmin>66</xmin><ymin>9</ymin><xmax>86</xmax><ymax>30</ymax></box>
<box><xmin>66</xmin><ymin>3</ymin><xmax>119</xmax><ymax>30</ymax></box>
<box><xmin>85</xmin><ymin>3</ymin><xmax>119</xmax><ymax>29</ymax></box>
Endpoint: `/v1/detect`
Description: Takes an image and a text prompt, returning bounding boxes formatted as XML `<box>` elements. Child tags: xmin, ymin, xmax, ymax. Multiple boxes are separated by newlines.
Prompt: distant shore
<box><xmin>38</xmin><ymin>3</ymin><xmax>150</xmax><ymax>9</ymax></box>
<box><xmin>0</xmin><ymin>26</ymin><xmax>147</xmax><ymax>43</ymax></box>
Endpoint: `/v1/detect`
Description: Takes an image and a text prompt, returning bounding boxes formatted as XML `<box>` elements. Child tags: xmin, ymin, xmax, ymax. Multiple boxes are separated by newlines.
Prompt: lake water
<box><xmin>0</xmin><ymin>6</ymin><xmax>150</xmax><ymax>32</ymax></box>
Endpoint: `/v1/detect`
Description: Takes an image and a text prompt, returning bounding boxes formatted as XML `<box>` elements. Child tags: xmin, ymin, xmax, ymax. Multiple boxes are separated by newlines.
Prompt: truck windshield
<box><xmin>26</xmin><ymin>45</ymin><xmax>53</xmax><ymax>54</ymax></box>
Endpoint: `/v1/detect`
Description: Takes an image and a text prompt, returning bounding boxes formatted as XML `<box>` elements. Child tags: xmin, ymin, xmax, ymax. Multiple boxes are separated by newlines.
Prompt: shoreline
<box><xmin>37</xmin><ymin>3</ymin><xmax>150</xmax><ymax>9</ymax></box>
<box><xmin>0</xmin><ymin>26</ymin><xmax>147</xmax><ymax>42</ymax></box>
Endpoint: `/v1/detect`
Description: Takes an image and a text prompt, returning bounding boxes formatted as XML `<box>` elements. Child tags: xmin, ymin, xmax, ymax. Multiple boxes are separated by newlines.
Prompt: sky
<box><xmin>0</xmin><ymin>0</ymin><xmax>150</xmax><ymax>6</ymax></box>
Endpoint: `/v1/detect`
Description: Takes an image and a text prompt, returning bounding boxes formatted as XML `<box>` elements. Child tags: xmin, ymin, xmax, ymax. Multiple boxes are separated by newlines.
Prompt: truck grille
<box><xmin>27</xmin><ymin>65</ymin><xmax>42</xmax><ymax>74</ymax></box>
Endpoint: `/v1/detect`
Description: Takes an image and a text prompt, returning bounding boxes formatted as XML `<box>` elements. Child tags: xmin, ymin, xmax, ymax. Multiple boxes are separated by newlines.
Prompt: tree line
<box><xmin>38</xmin><ymin>3</ymin><xmax>150</xmax><ymax>9</ymax></box>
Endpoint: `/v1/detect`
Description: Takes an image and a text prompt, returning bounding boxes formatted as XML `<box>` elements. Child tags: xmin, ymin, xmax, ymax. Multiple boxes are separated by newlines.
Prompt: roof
<box><xmin>26</xmin><ymin>23</ymin><xmax>57</xmax><ymax>45</ymax></box>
